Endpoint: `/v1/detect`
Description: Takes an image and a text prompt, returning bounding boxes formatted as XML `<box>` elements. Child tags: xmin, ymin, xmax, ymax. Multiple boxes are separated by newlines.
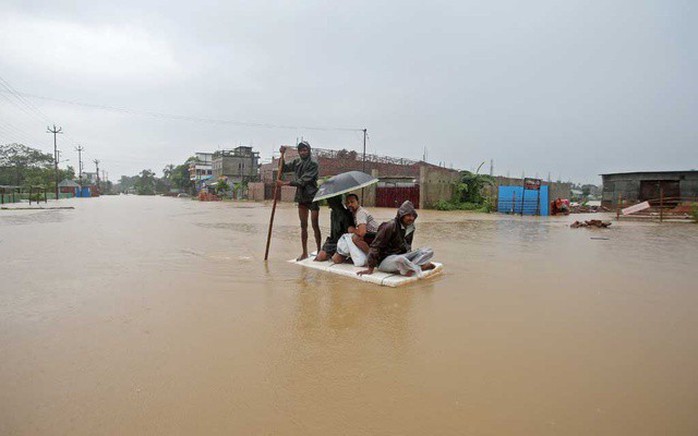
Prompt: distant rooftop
<box><xmin>600</xmin><ymin>170</ymin><xmax>698</xmax><ymax>176</ymax></box>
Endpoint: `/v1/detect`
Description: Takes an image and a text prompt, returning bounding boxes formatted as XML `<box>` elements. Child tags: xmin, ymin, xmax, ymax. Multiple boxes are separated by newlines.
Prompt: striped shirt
<box><xmin>354</xmin><ymin>207</ymin><xmax>379</xmax><ymax>233</ymax></box>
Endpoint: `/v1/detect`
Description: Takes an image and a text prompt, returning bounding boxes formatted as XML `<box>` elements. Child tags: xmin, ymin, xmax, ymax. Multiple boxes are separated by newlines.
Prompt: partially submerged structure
<box><xmin>601</xmin><ymin>170</ymin><xmax>698</xmax><ymax>209</ymax></box>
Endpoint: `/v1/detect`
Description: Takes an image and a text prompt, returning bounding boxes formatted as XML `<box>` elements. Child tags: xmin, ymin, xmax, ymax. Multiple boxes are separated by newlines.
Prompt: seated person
<box><xmin>331</xmin><ymin>193</ymin><xmax>380</xmax><ymax>265</ymax></box>
<box><xmin>314</xmin><ymin>195</ymin><xmax>354</xmax><ymax>261</ymax></box>
<box><xmin>358</xmin><ymin>200</ymin><xmax>435</xmax><ymax>277</ymax></box>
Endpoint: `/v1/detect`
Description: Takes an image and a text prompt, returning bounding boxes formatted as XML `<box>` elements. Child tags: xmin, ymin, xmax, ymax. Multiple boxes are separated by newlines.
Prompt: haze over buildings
<box><xmin>0</xmin><ymin>0</ymin><xmax>696</xmax><ymax>184</ymax></box>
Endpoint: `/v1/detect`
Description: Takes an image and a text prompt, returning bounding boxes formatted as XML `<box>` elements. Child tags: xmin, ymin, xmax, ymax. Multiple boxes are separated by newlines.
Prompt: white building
<box><xmin>189</xmin><ymin>152</ymin><xmax>213</xmax><ymax>182</ymax></box>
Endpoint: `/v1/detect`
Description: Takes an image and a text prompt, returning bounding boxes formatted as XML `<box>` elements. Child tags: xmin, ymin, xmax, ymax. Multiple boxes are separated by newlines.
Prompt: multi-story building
<box><xmin>211</xmin><ymin>146</ymin><xmax>260</xmax><ymax>182</ymax></box>
<box><xmin>189</xmin><ymin>152</ymin><xmax>213</xmax><ymax>182</ymax></box>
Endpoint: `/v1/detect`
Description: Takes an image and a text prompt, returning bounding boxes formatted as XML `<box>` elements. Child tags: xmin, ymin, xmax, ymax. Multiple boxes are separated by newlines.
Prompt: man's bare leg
<box><xmin>314</xmin><ymin>251</ymin><xmax>329</xmax><ymax>261</ymax></box>
<box><xmin>331</xmin><ymin>253</ymin><xmax>346</xmax><ymax>264</ymax></box>
<box><xmin>297</xmin><ymin>205</ymin><xmax>309</xmax><ymax>261</ymax></box>
<box><xmin>311</xmin><ymin>209</ymin><xmax>321</xmax><ymax>253</ymax></box>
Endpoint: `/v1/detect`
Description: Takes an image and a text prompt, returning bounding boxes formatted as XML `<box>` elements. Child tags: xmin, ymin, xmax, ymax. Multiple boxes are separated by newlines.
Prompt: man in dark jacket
<box><xmin>278</xmin><ymin>141</ymin><xmax>321</xmax><ymax>260</ymax></box>
<box><xmin>314</xmin><ymin>195</ymin><xmax>354</xmax><ymax>262</ymax></box>
<box><xmin>357</xmin><ymin>200</ymin><xmax>435</xmax><ymax>277</ymax></box>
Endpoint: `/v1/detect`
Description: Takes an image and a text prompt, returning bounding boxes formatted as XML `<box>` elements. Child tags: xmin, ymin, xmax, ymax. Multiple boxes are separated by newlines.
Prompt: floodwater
<box><xmin>1</xmin><ymin>195</ymin><xmax>697</xmax><ymax>435</ymax></box>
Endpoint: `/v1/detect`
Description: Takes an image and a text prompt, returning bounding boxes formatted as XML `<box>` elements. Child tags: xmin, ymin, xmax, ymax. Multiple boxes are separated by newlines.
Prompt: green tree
<box><xmin>456</xmin><ymin>162</ymin><xmax>495</xmax><ymax>204</ymax></box>
<box><xmin>215</xmin><ymin>179</ymin><xmax>229</xmax><ymax>195</ymax></box>
<box><xmin>134</xmin><ymin>169</ymin><xmax>156</xmax><ymax>195</ymax></box>
<box><xmin>0</xmin><ymin>143</ymin><xmax>54</xmax><ymax>186</ymax></box>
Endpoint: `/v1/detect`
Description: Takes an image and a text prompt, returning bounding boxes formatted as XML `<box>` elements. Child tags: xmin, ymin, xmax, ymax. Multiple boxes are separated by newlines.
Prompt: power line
<box><xmin>0</xmin><ymin>74</ymin><xmax>52</xmax><ymax>124</ymax></box>
<box><xmin>0</xmin><ymin>89</ymin><xmax>363</xmax><ymax>132</ymax></box>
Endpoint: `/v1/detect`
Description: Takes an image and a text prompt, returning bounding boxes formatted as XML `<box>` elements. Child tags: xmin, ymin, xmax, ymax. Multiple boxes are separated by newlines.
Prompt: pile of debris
<box><xmin>197</xmin><ymin>191</ymin><xmax>221</xmax><ymax>202</ymax></box>
<box><xmin>569</xmin><ymin>204</ymin><xmax>609</xmax><ymax>213</ymax></box>
<box><xmin>570</xmin><ymin>219</ymin><xmax>612</xmax><ymax>229</ymax></box>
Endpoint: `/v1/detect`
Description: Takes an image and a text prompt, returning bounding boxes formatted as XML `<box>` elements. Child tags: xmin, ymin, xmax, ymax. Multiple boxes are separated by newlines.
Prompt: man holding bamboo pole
<box><xmin>277</xmin><ymin>141</ymin><xmax>321</xmax><ymax>261</ymax></box>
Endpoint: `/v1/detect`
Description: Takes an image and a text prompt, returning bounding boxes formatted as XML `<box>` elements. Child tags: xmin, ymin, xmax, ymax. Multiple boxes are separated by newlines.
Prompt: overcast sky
<box><xmin>1</xmin><ymin>0</ymin><xmax>696</xmax><ymax>184</ymax></box>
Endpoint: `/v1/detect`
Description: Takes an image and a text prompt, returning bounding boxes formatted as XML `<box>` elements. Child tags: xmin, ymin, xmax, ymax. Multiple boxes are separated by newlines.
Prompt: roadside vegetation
<box><xmin>435</xmin><ymin>162</ymin><xmax>495</xmax><ymax>212</ymax></box>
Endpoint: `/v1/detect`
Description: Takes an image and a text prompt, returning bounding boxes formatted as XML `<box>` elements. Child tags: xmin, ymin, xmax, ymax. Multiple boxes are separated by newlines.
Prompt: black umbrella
<box><xmin>313</xmin><ymin>171</ymin><xmax>378</xmax><ymax>202</ymax></box>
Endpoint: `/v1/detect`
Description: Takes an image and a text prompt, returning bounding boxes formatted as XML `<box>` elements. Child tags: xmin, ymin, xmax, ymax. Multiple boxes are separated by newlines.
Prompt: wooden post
<box><xmin>659</xmin><ymin>185</ymin><xmax>664</xmax><ymax>223</ymax></box>
<box><xmin>264</xmin><ymin>149</ymin><xmax>286</xmax><ymax>261</ymax></box>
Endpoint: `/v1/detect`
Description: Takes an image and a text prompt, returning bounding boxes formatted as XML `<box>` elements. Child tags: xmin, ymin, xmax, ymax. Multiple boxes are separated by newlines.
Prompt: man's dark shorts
<box><xmin>298</xmin><ymin>201</ymin><xmax>320</xmax><ymax>211</ymax></box>
<box><xmin>364</xmin><ymin>231</ymin><xmax>377</xmax><ymax>245</ymax></box>
<box><xmin>321</xmin><ymin>241</ymin><xmax>338</xmax><ymax>256</ymax></box>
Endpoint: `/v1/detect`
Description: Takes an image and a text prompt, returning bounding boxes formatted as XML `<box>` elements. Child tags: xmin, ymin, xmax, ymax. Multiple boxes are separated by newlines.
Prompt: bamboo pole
<box><xmin>659</xmin><ymin>186</ymin><xmax>664</xmax><ymax>223</ymax></box>
<box><xmin>264</xmin><ymin>149</ymin><xmax>286</xmax><ymax>261</ymax></box>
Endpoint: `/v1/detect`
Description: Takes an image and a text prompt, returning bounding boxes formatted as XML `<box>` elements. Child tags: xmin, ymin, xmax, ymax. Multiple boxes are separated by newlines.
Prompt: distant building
<box><xmin>189</xmin><ymin>152</ymin><xmax>213</xmax><ymax>182</ymax></box>
<box><xmin>81</xmin><ymin>172</ymin><xmax>99</xmax><ymax>185</ymax></box>
<box><xmin>601</xmin><ymin>170</ymin><xmax>698</xmax><ymax>209</ymax></box>
<box><xmin>258</xmin><ymin>146</ymin><xmax>459</xmax><ymax>209</ymax></box>
<box><xmin>211</xmin><ymin>146</ymin><xmax>260</xmax><ymax>182</ymax></box>
<box><xmin>58</xmin><ymin>179</ymin><xmax>80</xmax><ymax>196</ymax></box>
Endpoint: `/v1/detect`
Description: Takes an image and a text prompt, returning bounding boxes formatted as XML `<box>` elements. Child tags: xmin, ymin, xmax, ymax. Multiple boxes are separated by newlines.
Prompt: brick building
<box><xmin>260</xmin><ymin>147</ymin><xmax>422</xmax><ymax>183</ymax></box>
<box><xmin>257</xmin><ymin>147</ymin><xmax>459</xmax><ymax>209</ymax></box>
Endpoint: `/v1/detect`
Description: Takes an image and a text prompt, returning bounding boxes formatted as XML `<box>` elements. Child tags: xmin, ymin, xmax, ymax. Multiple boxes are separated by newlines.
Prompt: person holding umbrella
<box><xmin>314</xmin><ymin>195</ymin><xmax>355</xmax><ymax>262</ymax></box>
<box><xmin>278</xmin><ymin>141</ymin><xmax>321</xmax><ymax>261</ymax></box>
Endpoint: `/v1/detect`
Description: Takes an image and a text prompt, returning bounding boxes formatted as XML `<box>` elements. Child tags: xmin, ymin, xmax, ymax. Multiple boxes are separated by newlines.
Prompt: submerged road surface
<box><xmin>1</xmin><ymin>195</ymin><xmax>697</xmax><ymax>435</ymax></box>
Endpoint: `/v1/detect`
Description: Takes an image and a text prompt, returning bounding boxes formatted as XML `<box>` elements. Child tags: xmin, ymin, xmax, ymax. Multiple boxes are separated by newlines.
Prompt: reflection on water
<box><xmin>1</xmin><ymin>195</ymin><xmax>697</xmax><ymax>435</ymax></box>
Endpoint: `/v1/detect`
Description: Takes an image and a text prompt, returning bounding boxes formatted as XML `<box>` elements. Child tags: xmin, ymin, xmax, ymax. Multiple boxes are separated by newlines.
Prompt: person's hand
<box><xmin>276</xmin><ymin>180</ymin><xmax>287</xmax><ymax>187</ymax></box>
<box><xmin>279</xmin><ymin>145</ymin><xmax>287</xmax><ymax>154</ymax></box>
<box><xmin>357</xmin><ymin>267</ymin><xmax>374</xmax><ymax>276</ymax></box>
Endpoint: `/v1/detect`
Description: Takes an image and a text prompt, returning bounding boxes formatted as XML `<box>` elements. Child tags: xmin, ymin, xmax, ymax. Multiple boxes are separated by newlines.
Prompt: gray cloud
<box><xmin>1</xmin><ymin>0</ymin><xmax>696</xmax><ymax>183</ymax></box>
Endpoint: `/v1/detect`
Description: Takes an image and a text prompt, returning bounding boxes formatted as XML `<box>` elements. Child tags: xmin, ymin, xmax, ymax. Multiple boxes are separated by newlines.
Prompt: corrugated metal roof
<box><xmin>600</xmin><ymin>170</ymin><xmax>698</xmax><ymax>176</ymax></box>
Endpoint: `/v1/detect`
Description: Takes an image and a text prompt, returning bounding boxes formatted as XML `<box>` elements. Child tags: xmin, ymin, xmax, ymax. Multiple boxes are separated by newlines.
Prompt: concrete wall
<box><xmin>248</xmin><ymin>182</ymin><xmax>265</xmax><ymax>202</ymax></box>
<box><xmin>418</xmin><ymin>165</ymin><xmax>461</xmax><ymax>209</ymax></box>
<box><xmin>280</xmin><ymin>185</ymin><xmax>296</xmax><ymax>202</ymax></box>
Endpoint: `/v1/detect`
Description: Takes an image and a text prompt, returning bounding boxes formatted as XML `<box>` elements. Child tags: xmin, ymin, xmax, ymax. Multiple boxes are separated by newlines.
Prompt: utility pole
<box><xmin>94</xmin><ymin>159</ymin><xmax>100</xmax><ymax>193</ymax></box>
<box><xmin>47</xmin><ymin>124</ymin><xmax>63</xmax><ymax>200</ymax></box>
<box><xmin>75</xmin><ymin>146</ymin><xmax>85</xmax><ymax>185</ymax></box>
<box><xmin>490</xmin><ymin>159</ymin><xmax>494</xmax><ymax>176</ymax></box>
<box><xmin>361</xmin><ymin>129</ymin><xmax>367</xmax><ymax>173</ymax></box>
<box><xmin>361</xmin><ymin>128</ymin><xmax>367</xmax><ymax>200</ymax></box>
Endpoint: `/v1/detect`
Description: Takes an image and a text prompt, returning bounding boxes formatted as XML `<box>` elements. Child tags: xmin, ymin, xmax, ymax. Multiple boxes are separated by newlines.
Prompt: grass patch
<box><xmin>434</xmin><ymin>199</ymin><xmax>492</xmax><ymax>213</ymax></box>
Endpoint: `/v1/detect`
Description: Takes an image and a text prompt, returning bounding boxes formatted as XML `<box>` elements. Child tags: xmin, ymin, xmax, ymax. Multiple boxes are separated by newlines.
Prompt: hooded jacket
<box><xmin>282</xmin><ymin>149</ymin><xmax>319</xmax><ymax>204</ymax></box>
<box><xmin>366</xmin><ymin>201</ymin><xmax>418</xmax><ymax>268</ymax></box>
<box><xmin>326</xmin><ymin>196</ymin><xmax>354</xmax><ymax>244</ymax></box>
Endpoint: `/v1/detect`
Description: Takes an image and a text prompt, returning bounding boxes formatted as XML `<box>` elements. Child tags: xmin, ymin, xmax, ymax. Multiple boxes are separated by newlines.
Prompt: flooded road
<box><xmin>1</xmin><ymin>195</ymin><xmax>697</xmax><ymax>435</ymax></box>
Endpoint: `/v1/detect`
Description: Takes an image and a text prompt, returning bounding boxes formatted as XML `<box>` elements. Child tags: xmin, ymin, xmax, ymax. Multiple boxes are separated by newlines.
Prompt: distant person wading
<box><xmin>277</xmin><ymin>141</ymin><xmax>321</xmax><ymax>261</ymax></box>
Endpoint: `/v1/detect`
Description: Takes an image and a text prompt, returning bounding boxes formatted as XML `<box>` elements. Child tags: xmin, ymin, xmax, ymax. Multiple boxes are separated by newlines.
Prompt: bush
<box><xmin>434</xmin><ymin>199</ymin><xmax>490</xmax><ymax>213</ymax></box>
<box><xmin>691</xmin><ymin>203</ymin><xmax>698</xmax><ymax>223</ymax></box>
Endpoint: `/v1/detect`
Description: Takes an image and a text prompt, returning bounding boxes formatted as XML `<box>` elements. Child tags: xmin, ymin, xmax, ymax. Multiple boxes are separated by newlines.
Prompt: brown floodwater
<box><xmin>1</xmin><ymin>195</ymin><xmax>697</xmax><ymax>435</ymax></box>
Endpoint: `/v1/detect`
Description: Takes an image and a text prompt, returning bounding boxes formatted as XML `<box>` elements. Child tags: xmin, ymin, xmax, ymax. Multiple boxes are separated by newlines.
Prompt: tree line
<box><xmin>0</xmin><ymin>143</ymin><xmax>75</xmax><ymax>189</ymax></box>
<box><xmin>115</xmin><ymin>157</ymin><xmax>195</xmax><ymax>195</ymax></box>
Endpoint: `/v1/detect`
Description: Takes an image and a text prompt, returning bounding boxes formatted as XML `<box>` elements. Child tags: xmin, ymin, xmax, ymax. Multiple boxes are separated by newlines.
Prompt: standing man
<box><xmin>278</xmin><ymin>141</ymin><xmax>321</xmax><ymax>260</ymax></box>
<box><xmin>357</xmin><ymin>200</ymin><xmax>435</xmax><ymax>277</ymax></box>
